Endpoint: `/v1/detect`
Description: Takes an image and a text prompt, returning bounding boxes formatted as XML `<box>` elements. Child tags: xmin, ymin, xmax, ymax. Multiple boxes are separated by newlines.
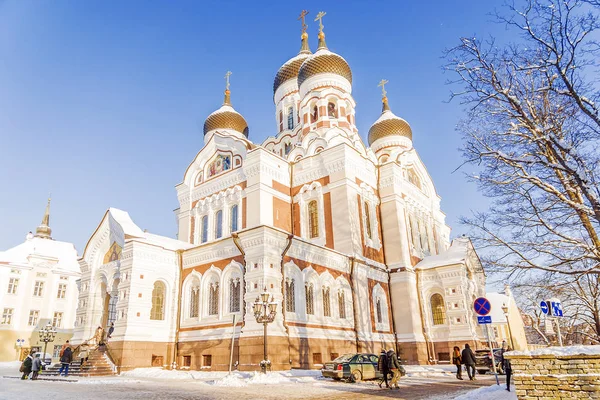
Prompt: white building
<box><xmin>0</xmin><ymin>200</ymin><xmax>81</xmax><ymax>361</ymax></box>
<box><xmin>71</xmin><ymin>16</ymin><xmax>501</xmax><ymax>371</ymax></box>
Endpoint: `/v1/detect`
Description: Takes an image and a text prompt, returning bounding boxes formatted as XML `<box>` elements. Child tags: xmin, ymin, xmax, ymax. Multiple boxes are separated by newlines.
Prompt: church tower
<box><xmin>34</xmin><ymin>197</ymin><xmax>52</xmax><ymax>239</ymax></box>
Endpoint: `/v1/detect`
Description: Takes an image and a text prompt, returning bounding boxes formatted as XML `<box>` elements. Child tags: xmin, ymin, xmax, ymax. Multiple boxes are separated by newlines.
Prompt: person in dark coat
<box><xmin>31</xmin><ymin>354</ymin><xmax>42</xmax><ymax>380</ymax></box>
<box><xmin>452</xmin><ymin>346</ymin><xmax>463</xmax><ymax>380</ymax></box>
<box><xmin>503</xmin><ymin>347</ymin><xmax>513</xmax><ymax>391</ymax></box>
<box><xmin>461</xmin><ymin>343</ymin><xmax>477</xmax><ymax>381</ymax></box>
<box><xmin>20</xmin><ymin>352</ymin><xmax>33</xmax><ymax>380</ymax></box>
<box><xmin>387</xmin><ymin>349</ymin><xmax>401</xmax><ymax>390</ymax></box>
<box><xmin>107</xmin><ymin>322</ymin><xmax>115</xmax><ymax>340</ymax></box>
<box><xmin>58</xmin><ymin>345</ymin><xmax>73</xmax><ymax>377</ymax></box>
<box><xmin>377</xmin><ymin>349</ymin><xmax>390</xmax><ymax>388</ymax></box>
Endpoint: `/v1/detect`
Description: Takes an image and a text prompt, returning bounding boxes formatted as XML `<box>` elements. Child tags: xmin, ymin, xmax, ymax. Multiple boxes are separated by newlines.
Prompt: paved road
<box><xmin>1</xmin><ymin>374</ymin><xmax>497</xmax><ymax>400</ymax></box>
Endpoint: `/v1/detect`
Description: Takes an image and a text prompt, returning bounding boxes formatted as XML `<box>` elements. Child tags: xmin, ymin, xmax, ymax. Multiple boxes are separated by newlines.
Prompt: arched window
<box><xmin>308</xmin><ymin>200</ymin><xmax>319</xmax><ymax>239</ymax></box>
<box><xmin>284</xmin><ymin>142</ymin><xmax>292</xmax><ymax>155</ymax></box>
<box><xmin>431</xmin><ymin>294</ymin><xmax>446</xmax><ymax>325</ymax></box>
<box><xmin>327</xmin><ymin>102</ymin><xmax>337</xmax><ymax>118</ymax></box>
<box><xmin>287</xmin><ymin>107</ymin><xmax>294</xmax><ymax>130</ymax></box>
<box><xmin>190</xmin><ymin>286</ymin><xmax>199</xmax><ymax>318</ymax></box>
<box><xmin>230</xmin><ymin>205</ymin><xmax>238</xmax><ymax>233</ymax></box>
<box><xmin>376</xmin><ymin>298</ymin><xmax>383</xmax><ymax>323</ymax></box>
<box><xmin>150</xmin><ymin>281</ymin><xmax>166</xmax><ymax>320</ymax></box>
<box><xmin>338</xmin><ymin>290</ymin><xmax>346</xmax><ymax>319</ymax></box>
<box><xmin>215</xmin><ymin>210</ymin><xmax>223</xmax><ymax>239</ymax></box>
<box><xmin>364</xmin><ymin>202</ymin><xmax>373</xmax><ymax>239</ymax></box>
<box><xmin>229</xmin><ymin>278</ymin><xmax>240</xmax><ymax>313</ymax></box>
<box><xmin>208</xmin><ymin>282</ymin><xmax>219</xmax><ymax>316</ymax></box>
<box><xmin>311</xmin><ymin>105</ymin><xmax>318</xmax><ymax>123</ymax></box>
<box><xmin>285</xmin><ymin>279</ymin><xmax>295</xmax><ymax>312</ymax></box>
<box><xmin>201</xmin><ymin>215</ymin><xmax>208</xmax><ymax>244</ymax></box>
<box><xmin>305</xmin><ymin>283</ymin><xmax>314</xmax><ymax>315</ymax></box>
<box><xmin>323</xmin><ymin>286</ymin><xmax>331</xmax><ymax>317</ymax></box>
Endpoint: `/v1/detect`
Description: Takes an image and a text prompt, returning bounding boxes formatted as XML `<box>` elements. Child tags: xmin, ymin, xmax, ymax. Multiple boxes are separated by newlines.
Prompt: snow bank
<box><xmin>507</xmin><ymin>345</ymin><xmax>600</xmax><ymax>357</ymax></box>
<box><xmin>448</xmin><ymin>384</ymin><xmax>516</xmax><ymax>400</ymax></box>
<box><xmin>404</xmin><ymin>365</ymin><xmax>454</xmax><ymax>377</ymax></box>
<box><xmin>121</xmin><ymin>367</ymin><xmax>196</xmax><ymax>380</ymax></box>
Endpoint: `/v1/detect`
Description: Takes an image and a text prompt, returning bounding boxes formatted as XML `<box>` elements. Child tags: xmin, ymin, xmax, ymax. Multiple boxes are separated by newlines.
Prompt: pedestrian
<box><xmin>58</xmin><ymin>344</ymin><xmax>73</xmax><ymax>377</ymax></box>
<box><xmin>59</xmin><ymin>340</ymin><xmax>71</xmax><ymax>358</ymax></box>
<box><xmin>107</xmin><ymin>322</ymin><xmax>115</xmax><ymax>340</ymax></box>
<box><xmin>452</xmin><ymin>346</ymin><xmax>463</xmax><ymax>380</ymax></box>
<box><xmin>387</xmin><ymin>348</ymin><xmax>401</xmax><ymax>390</ymax></box>
<box><xmin>461</xmin><ymin>343</ymin><xmax>477</xmax><ymax>381</ymax></box>
<box><xmin>377</xmin><ymin>349</ymin><xmax>390</xmax><ymax>388</ymax></box>
<box><xmin>31</xmin><ymin>353</ymin><xmax>42</xmax><ymax>380</ymax></box>
<box><xmin>94</xmin><ymin>326</ymin><xmax>104</xmax><ymax>347</ymax></box>
<box><xmin>503</xmin><ymin>347</ymin><xmax>513</xmax><ymax>392</ymax></box>
<box><xmin>20</xmin><ymin>352</ymin><xmax>34</xmax><ymax>380</ymax></box>
<box><xmin>78</xmin><ymin>341</ymin><xmax>90</xmax><ymax>367</ymax></box>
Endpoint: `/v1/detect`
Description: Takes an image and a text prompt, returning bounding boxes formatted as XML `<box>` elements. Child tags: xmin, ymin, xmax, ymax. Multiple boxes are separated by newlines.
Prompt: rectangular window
<box><xmin>52</xmin><ymin>312</ymin><xmax>63</xmax><ymax>328</ymax></box>
<box><xmin>57</xmin><ymin>283</ymin><xmax>67</xmax><ymax>299</ymax></box>
<box><xmin>33</xmin><ymin>281</ymin><xmax>44</xmax><ymax>297</ymax></box>
<box><xmin>182</xmin><ymin>355</ymin><xmax>191</xmax><ymax>367</ymax></box>
<box><xmin>285</xmin><ymin>279</ymin><xmax>295</xmax><ymax>312</ymax></box>
<box><xmin>53</xmin><ymin>345</ymin><xmax>61</xmax><ymax>358</ymax></box>
<box><xmin>305</xmin><ymin>284</ymin><xmax>314</xmax><ymax>315</ymax></box>
<box><xmin>28</xmin><ymin>310</ymin><xmax>40</xmax><ymax>326</ymax></box>
<box><xmin>312</xmin><ymin>353</ymin><xmax>322</xmax><ymax>365</ymax></box>
<box><xmin>1</xmin><ymin>308</ymin><xmax>14</xmax><ymax>325</ymax></box>
<box><xmin>215</xmin><ymin>210</ymin><xmax>223</xmax><ymax>239</ymax></box>
<box><xmin>338</xmin><ymin>291</ymin><xmax>346</xmax><ymax>319</ymax></box>
<box><xmin>323</xmin><ymin>287</ymin><xmax>331</xmax><ymax>317</ymax></box>
<box><xmin>151</xmin><ymin>355</ymin><xmax>163</xmax><ymax>367</ymax></box>
<box><xmin>7</xmin><ymin>278</ymin><xmax>19</xmax><ymax>294</ymax></box>
<box><xmin>202</xmin><ymin>354</ymin><xmax>212</xmax><ymax>368</ymax></box>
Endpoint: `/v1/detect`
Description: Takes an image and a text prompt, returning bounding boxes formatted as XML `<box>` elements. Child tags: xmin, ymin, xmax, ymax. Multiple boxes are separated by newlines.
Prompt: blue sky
<box><xmin>0</xmin><ymin>0</ymin><xmax>509</xmax><ymax>253</ymax></box>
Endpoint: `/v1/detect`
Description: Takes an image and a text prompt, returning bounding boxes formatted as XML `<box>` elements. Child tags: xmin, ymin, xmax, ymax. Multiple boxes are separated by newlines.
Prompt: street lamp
<box><xmin>253</xmin><ymin>288</ymin><xmax>277</xmax><ymax>373</ymax></box>
<box><xmin>501</xmin><ymin>303</ymin><xmax>515</xmax><ymax>349</ymax></box>
<box><xmin>38</xmin><ymin>322</ymin><xmax>57</xmax><ymax>360</ymax></box>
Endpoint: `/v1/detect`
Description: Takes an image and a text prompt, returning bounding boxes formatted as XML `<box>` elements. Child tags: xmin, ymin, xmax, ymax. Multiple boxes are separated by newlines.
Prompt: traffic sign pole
<box><xmin>486</xmin><ymin>324</ymin><xmax>499</xmax><ymax>385</ymax></box>
<box><xmin>555</xmin><ymin>319</ymin><xmax>563</xmax><ymax>347</ymax></box>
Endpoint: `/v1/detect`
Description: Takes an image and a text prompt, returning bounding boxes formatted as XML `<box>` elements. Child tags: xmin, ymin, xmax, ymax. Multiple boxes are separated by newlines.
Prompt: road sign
<box><xmin>551</xmin><ymin>301</ymin><xmax>563</xmax><ymax>317</ymax></box>
<box><xmin>474</xmin><ymin>297</ymin><xmax>492</xmax><ymax>316</ymax></box>
<box><xmin>540</xmin><ymin>301</ymin><xmax>549</xmax><ymax>315</ymax></box>
<box><xmin>477</xmin><ymin>316</ymin><xmax>492</xmax><ymax>324</ymax></box>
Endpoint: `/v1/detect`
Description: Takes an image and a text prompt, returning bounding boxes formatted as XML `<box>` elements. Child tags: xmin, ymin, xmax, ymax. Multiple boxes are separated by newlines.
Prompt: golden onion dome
<box><xmin>273</xmin><ymin>32</ymin><xmax>312</xmax><ymax>95</ymax></box>
<box><xmin>368</xmin><ymin>97</ymin><xmax>412</xmax><ymax>145</ymax></box>
<box><xmin>203</xmin><ymin>90</ymin><xmax>249</xmax><ymax>137</ymax></box>
<box><xmin>297</xmin><ymin>32</ymin><xmax>352</xmax><ymax>88</ymax></box>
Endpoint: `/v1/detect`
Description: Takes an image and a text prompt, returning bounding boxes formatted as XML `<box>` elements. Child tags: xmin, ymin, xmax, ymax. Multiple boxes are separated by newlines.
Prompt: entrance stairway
<box><xmin>43</xmin><ymin>349</ymin><xmax>116</xmax><ymax>377</ymax></box>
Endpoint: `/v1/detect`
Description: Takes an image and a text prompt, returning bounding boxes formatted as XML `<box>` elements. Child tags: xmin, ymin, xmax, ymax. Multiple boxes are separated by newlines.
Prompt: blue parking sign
<box><xmin>551</xmin><ymin>301</ymin><xmax>564</xmax><ymax>317</ymax></box>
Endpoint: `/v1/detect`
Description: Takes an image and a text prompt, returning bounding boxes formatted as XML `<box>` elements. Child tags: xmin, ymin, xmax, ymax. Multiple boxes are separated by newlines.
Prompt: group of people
<box><xmin>377</xmin><ymin>348</ymin><xmax>404</xmax><ymax>390</ymax></box>
<box><xmin>18</xmin><ymin>322</ymin><xmax>115</xmax><ymax>380</ymax></box>
<box><xmin>452</xmin><ymin>343</ymin><xmax>513</xmax><ymax>391</ymax></box>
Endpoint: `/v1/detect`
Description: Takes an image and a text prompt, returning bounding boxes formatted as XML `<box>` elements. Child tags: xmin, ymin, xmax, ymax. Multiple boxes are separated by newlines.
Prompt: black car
<box><xmin>475</xmin><ymin>348</ymin><xmax>505</xmax><ymax>375</ymax></box>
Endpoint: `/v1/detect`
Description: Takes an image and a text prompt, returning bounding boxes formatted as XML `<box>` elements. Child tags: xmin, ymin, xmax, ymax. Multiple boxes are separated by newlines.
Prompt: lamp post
<box><xmin>501</xmin><ymin>303</ymin><xmax>515</xmax><ymax>349</ymax></box>
<box><xmin>38</xmin><ymin>322</ymin><xmax>57</xmax><ymax>360</ymax></box>
<box><xmin>253</xmin><ymin>288</ymin><xmax>277</xmax><ymax>373</ymax></box>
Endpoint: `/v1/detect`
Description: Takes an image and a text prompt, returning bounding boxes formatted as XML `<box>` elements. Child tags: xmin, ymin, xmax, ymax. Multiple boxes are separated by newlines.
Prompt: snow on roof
<box><xmin>0</xmin><ymin>236</ymin><xmax>80</xmax><ymax>274</ymax></box>
<box><xmin>140</xmin><ymin>233</ymin><xmax>194</xmax><ymax>251</ymax></box>
<box><xmin>416</xmin><ymin>237</ymin><xmax>470</xmax><ymax>270</ymax></box>
<box><xmin>508</xmin><ymin>345</ymin><xmax>600</xmax><ymax>357</ymax></box>
<box><xmin>373</xmin><ymin>109</ymin><xmax>410</xmax><ymax>125</ymax></box>
<box><xmin>486</xmin><ymin>292</ymin><xmax>510</xmax><ymax>323</ymax></box>
<box><xmin>108</xmin><ymin>208</ymin><xmax>145</xmax><ymax>238</ymax></box>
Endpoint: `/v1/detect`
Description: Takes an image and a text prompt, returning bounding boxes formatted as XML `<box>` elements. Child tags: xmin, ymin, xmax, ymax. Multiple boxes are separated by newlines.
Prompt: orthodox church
<box><xmin>71</xmin><ymin>13</ymin><xmax>492</xmax><ymax>372</ymax></box>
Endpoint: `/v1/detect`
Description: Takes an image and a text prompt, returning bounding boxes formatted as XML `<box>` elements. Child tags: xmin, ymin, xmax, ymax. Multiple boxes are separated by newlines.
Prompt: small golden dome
<box><xmin>297</xmin><ymin>49</ymin><xmax>352</xmax><ymax>88</ymax></box>
<box><xmin>203</xmin><ymin>90</ymin><xmax>249</xmax><ymax>137</ymax></box>
<box><xmin>273</xmin><ymin>32</ymin><xmax>312</xmax><ymax>95</ymax></box>
<box><xmin>368</xmin><ymin>97</ymin><xmax>412</xmax><ymax>145</ymax></box>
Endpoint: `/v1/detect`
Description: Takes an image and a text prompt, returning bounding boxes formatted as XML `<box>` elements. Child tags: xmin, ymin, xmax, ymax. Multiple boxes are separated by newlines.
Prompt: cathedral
<box><xmin>71</xmin><ymin>13</ymin><xmax>491</xmax><ymax>372</ymax></box>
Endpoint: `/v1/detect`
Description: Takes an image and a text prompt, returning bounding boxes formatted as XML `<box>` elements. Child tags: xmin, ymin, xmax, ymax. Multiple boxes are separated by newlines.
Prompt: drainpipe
<box><xmin>349</xmin><ymin>257</ymin><xmax>360</xmax><ymax>353</ymax></box>
<box><xmin>376</xmin><ymin>165</ymin><xmax>399</xmax><ymax>356</ymax></box>
<box><xmin>415</xmin><ymin>268</ymin><xmax>433</xmax><ymax>364</ymax></box>
<box><xmin>231</xmin><ymin>233</ymin><xmax>247</xmax><ymax>330</ymax></box>
<box><xmin>173</xmin><ymin>249</ymin><xmax>184</xmax><ymax>369</ymax></box>
<box><xmin>279</xmin><ymin>234</ymin><xmax>294</xmax><ymax>366</ymax></box>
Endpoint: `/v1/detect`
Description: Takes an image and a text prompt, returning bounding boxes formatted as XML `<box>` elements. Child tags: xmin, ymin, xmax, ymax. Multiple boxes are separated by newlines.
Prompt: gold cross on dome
<box><xmin>314</xmin><ymin>11</ymin><xmax>326</xmax><ymax>33</ymax></box>
<box><xmin>378</xmin><ymin>79</ymin><xmax>389</xmax><ymax>97</ymax></box>
<box><xmin>225</xmin><ymin>71</ymin><xmax>232</xmax><ymax>90</ymax></box>
<box><xmin>298</xmin><ymin>10</ymin><xmax>309</xmax><ymax>34</ymax></box>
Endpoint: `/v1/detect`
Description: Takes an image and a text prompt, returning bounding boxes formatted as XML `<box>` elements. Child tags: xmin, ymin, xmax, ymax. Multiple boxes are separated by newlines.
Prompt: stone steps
<box><xmin>44</xmin><ymin>350</ymin><xmax>116</xmax><ymax>377</ymax></box>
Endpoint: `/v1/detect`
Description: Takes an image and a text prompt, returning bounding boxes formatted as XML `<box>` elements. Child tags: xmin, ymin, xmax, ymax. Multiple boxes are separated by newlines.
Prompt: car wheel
<box><xmin>333</xmin><ymin>377</ymin><xmax>341</xmax><ymax>381</ymax></box>
<box><xmin>477</xmin><ymin>370</ymin><xmax>487</xmax><ymax>375</ymax></box>
<box><xmin>351</xmin><ymin>370</ymin><xmax>362</xmax><ymax>383</ymax></box>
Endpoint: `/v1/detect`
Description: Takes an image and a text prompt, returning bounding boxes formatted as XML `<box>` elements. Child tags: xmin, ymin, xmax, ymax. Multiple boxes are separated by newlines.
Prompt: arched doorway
<box><xmin>100</xmin><ymin>279</ymin><xmax>119</xmax><ymax>329</ymax></box>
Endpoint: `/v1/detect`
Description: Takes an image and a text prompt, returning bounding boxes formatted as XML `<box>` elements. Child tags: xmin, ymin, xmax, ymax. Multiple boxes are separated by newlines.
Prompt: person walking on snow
<box><xmin>387</xmin><ymin>348</ymin><xmax>401</xmax><ymax>390</ymax></box>
<box><xmin>31</xmin><ymin>353</ymin><xmax>42</xmax><ymax>380</ymax></box>
<box><xmin>58</xmin><ymin>345</ymin><xmax>73</xmax><ymax>377</ymax></box>
<box><xmin>20</xmin><ymin>352</ymin><xmax>33</xmax><ymax>380</ymax></box>
<box><xmin>107</xmin><ymin>322</ymin><xmax>114</xmax><ymax>340</ymax></box>
<box><xmin>452</xmin><ymin>346</ymin><xmax>463</xmax><ymax>380</ymax></box>
<box><xmin>461</xmin><ymin>343</ymin><xmax>477</xmax><ymax>381</ymax></box>
<box><xmin>502</xmin><ymin>347</ymin><xmax>513</xmax><ymax>391</ymax></box>
<box><xmin>377</xmin><ymin>349</ymin><xmax>390</xmax><ymax>388</ymax></box>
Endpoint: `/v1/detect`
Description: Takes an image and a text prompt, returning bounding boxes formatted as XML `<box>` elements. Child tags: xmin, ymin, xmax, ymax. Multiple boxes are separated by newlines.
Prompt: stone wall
<box><xmin>506</xmin><ymin>352</ymin><xmax>600</xmax><ymax>399</ymax></box>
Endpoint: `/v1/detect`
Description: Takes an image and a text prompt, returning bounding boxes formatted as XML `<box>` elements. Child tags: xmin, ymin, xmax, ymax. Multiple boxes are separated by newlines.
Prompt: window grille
<box><xmin>305</xmin><ymin>283</ymin><xmax>314</xmax><ymax>315</ymax></box>
<box><xmin>57</xmin><ymin>283</ymin><xmax>67</xmax><ymax>299</ymax></box>
<box><xmin>7</xmin><ymin>278</ymin><xmax>18</xmax><ymax>294</ymax></box>
<box><xmin>338</xmin><ymin>290</ymin><xmax>346</xmax><ymax>319</ymax></box>
<box><xmin>1</xmin><ymin>308</ymin><xmax>13</xmax><ymax>324</ymax></box>
<box><xmin>190</xmin><ymin>287</ymin><xmax>199</xmax><ymax>318</ymax></box>
<box><xmin>229</xmin><ymin>279</ymin><xmax>240</xmax><ymax>313</ymax></box>
<box><xmin>52</xmin><ymin>312</ymin><xmax>63</xmax><ymax>328</ymax></box>
<box><xmin>287</xmin><ymin>107</ymin><xmax>294</xmax><ymax>130</ymax></box>
<box><xmin>33</xmin><ymin>281</ymin><xmax>44</xmax><ymax>297</ymax></box>
<box><xmin>28</xmin><ymin>310</ymin><xmax>39</xmax><ymax>326</ymax></box>
<box><xmin>208</xmin><ymin>282</ymin><xmax>219</xmax><ymax>316</ymax></box>
<box><xmin>430</xmin><ymin>293</ymin><xmax>446</xmax><ymax>325</ymax></box>
<box><xmin>150</xmin><ymin>281</ymin><xmax>166</xmax><ymax>320</ymax></box>
<box><xmin>285</xmin><ymin>279</ymin><xmax>295</xmax><ymax>312</ymax></box>
<box><xmin>323</xmin><ymin>287</ymin><xmax>331</xmax><ymax>317</ymax></box>
<box><xmin>308</xmin><ymin>200</ymin><xmax>319</xmax><ymax>238</ymax></box>
<box><xmin>376</xmin><ymin>298</ymin><xmax>382</xmax><ymax>323</ymax></box>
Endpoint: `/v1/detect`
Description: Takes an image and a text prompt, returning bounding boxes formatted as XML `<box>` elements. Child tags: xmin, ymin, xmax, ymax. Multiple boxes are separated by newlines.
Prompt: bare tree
<box><xmin>445</xmin><ymin>0</ymin><xmax>600</xmax><ymax>276</ymax></box>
